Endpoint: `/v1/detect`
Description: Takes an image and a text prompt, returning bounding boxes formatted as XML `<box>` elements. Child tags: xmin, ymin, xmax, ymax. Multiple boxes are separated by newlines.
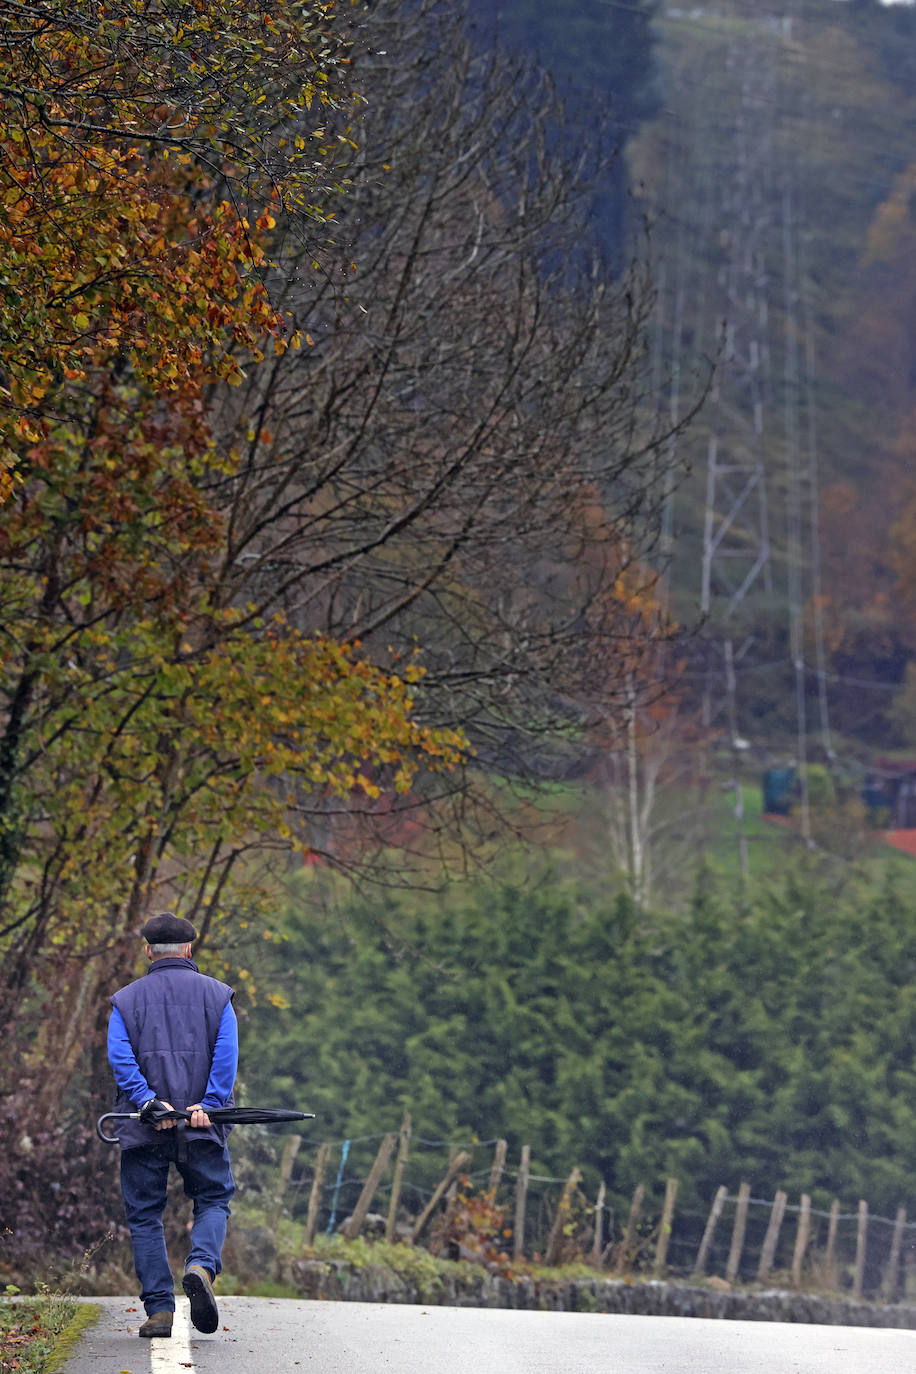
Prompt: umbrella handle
<box><xmin>96</xmin><ymin>1109</ymin><xmax>191</xmax><ymax>1143</ymax></box>
<box><xmin>97</xmin><ymin>1112</ymin><xmax>135</xmax><ymax>1143</ymax></box>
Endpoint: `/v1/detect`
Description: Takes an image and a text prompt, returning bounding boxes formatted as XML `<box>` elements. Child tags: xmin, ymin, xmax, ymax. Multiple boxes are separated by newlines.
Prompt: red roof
<box><xmin>884</xmin><ymin>830</ymin><xmax>916</xmax><ymax>858</ymax></box>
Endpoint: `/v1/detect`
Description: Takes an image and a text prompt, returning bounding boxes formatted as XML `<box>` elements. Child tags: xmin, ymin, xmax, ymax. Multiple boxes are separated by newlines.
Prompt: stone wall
<box><xmin>281</xmin><ymin>1256</ymin><xmax>916</xmax><ymax>1329</ymax></box>
<box><xmin>222</xmin><ymin>1224</ymin><xmax>916</xmax><ymax>1327</ymax></box>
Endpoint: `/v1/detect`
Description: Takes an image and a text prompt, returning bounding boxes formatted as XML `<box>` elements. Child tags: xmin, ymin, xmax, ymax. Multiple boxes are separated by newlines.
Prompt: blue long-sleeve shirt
<box><xmin>107</xmin><ymin>1001</ymin><xmax>239</xmax><ymax>1110</ymax></box>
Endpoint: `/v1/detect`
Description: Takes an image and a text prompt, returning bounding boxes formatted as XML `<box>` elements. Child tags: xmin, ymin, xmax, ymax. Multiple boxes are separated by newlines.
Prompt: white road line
<box><xmin>149</xmin><ymin>1300</ymin><xmax>194</xmax><ymax>1373</ymax></box>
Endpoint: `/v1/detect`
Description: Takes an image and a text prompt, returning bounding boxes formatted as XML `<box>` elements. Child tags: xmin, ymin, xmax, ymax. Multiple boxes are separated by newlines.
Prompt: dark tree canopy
<box><xmin>464</xmin><ymin>0</ymin><xmax>660</xmax><ymax>255</ymax></box>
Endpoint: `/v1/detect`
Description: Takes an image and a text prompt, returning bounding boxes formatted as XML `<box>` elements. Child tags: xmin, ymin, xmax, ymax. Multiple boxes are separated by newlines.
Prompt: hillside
<box><xmin>482</xmin><ymin>0</ymin><xmax>916</xmax><ymax>753</ymax></box>
<box><xmin>629</xmin><ymin>0</ymin><xmax>916</xmax><ymax>760</ymax></box>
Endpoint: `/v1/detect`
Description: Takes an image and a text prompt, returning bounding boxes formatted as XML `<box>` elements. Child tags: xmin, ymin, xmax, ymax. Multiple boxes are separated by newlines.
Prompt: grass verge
<box><xmin>0</xmin><ymin>1295</ymin><xmax>99</xmax><ymax>1374</ymax></box>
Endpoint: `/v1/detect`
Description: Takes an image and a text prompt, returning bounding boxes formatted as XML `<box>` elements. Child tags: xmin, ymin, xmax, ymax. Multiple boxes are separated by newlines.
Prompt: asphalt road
<box><xmin>62</xmin><ymin>1295</ymin><xmax>916</xmax><ymax>1373</ymax></box>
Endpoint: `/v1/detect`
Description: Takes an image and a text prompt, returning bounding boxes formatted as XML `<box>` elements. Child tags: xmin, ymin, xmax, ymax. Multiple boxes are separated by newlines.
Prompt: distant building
<box><xmin>762</xmin><ymin>767</ymin><xmax>797</xmax><ymax>817</ymax></box>
<box><xmin>862</xmin><ymin>760</ymin><xmax>916</xmax><ymax>830</ymax></box>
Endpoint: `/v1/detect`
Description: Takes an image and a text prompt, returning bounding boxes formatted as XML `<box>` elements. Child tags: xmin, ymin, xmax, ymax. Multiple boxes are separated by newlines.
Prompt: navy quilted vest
<box><xmin>110</xmin><ymin>957</ymin><xmax>234</xmax><ymax>1151</ymax></box>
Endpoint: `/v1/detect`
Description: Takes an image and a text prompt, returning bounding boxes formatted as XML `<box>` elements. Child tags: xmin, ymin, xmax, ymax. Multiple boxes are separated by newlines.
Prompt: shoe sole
<box><xmin>182</xmin><ymin>1269</ymin><xmax>219</xmax><ymax>1334</ymax></box>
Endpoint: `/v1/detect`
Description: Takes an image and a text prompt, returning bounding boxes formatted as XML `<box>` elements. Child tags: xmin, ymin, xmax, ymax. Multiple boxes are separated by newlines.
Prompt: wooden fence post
<box><xmin>614</xmin><ymin>1182</ymin><xmax>645</xmax><ymax>1275</ymax></box>
<box><xmin>546</xmin><ymin>1167</ymin><xmax>582</xmax><ymax>1267</ymax></box>
<box><xmin>488</xmin><ymin>1139</ymin><xmax>507</xmax><ymax>1198</ymax></box>
<box><xmin>343</xmin><ymin>1133</ymin><xmax>397</xmax><ymax>1240</ymax></box>
<box><xmin>591</xmin><ymin>1180</ymin><xmax>607</xmax><ymax>1269</ymax></box>
<box><xmin>906</xmin><ymin>1244</ymin><xmax>916</xmax><ymax>1311</ymax></box>
<box><xmin>756</xmin><ymin>1190</ymin><xmax>787</xmax><ymax>1283</ymax></box>
<box><xmin>791</xmin><ymin>1193</ymin><xmax>811</xmax><ymax>1288</ymax></box>
<box><xmin>513</xmin><ymin>1145</ymin><xmax>530</xmax><ymax>1262</ymax></box>
<box><xmin>653</xmin><ymin>1178</ymin><xmax>679</xmax><ymax>1278</ymax></box>
<box><xmin>304</xmin><ymin>1141</ymin><xmax>330</xmax><ymax>1248</ymax></box>
<box><xmin>823</xmin><ymin>1198</ymin><xmax>840</xmax><ymax>1290</ymax></box>
<box><xmin>268</xmin><ymin>1133</ymin><xmax>302</xmax><ymax>1231</ymax></box>
<box><xmin>694</xmin><ymin>1184</ymin><xmax>728</xmax><ymax>1278</ymax></box>
<box><xmin>883</xmin><ymin>1205</ymin><xmax>906</xmax><ymax>1303</ymax></box>
<box><xmin>442</xmin><ymin>1144</ymin><xmax>464</xmax><ymax>1219</ymax></box>
<box><xmin>853</xmin><ymin>1199</ymin><xmax>868</xmax><ymax>1301</ymax></box>
<box><xmin>385</xmin><ymin>1112</ymin><xmax>411</xmax><ymax>1243</ymax></box>
<box><xmin>412</xmin><ymin>1150</ymin><xmax>470</xmax><ymax>1243</ymax></box>
<box><xmin>725</xmin><ymin>1181</ymin><xmax>751</xmax><ymax>1284</ymax></box>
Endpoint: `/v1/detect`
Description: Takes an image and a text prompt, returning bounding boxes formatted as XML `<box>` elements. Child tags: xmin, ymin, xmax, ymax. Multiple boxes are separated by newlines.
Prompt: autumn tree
<box><xmin>0</xmin><ymin>0</ymin><xmax>358</xmax><ymax>496</ymax></box>
<box><xmin>0</xmin><ymin>0</ymin><xmax>466</xmax><ymax>1123</ymax></box>
<box><xmin>0</xmin><ymin>0</ymin><xmax>367</xmax><ymax>923</ymax></box>
<box><xmin>0</xmin><ymin>270</ymin><xmax>467</xmax><ymax>1100</ymax></box>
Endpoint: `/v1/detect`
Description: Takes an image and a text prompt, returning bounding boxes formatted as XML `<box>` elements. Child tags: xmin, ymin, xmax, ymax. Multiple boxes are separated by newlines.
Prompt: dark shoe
<box><xmin>139</xmin><ymin>1311</ymin><xmax>173</xmax><ymax>1338</ymax></box>
<box><xmin>182</xmin><ymin>1263</ymin><xmax>219</xmax><ymax>1334</ymax></box>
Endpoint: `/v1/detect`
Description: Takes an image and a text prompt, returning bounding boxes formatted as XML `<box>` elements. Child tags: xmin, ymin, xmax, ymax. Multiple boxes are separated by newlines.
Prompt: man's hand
<box><xmin>187</xmin><ymin>1104</ymin><xmax>212</xmax><ymax>1129</ymax></box>
<box><xmin>139</xmin><ymin>1098</ymin><xmax>178</xmax><ymax>1130</ymax></box>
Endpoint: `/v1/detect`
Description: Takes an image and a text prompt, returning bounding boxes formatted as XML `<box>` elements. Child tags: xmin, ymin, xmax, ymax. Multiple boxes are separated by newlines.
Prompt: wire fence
<box><xmin>230</xmin><ymin>1122</ymin><xmax>916</xmax><ymax>1302</ymax></box>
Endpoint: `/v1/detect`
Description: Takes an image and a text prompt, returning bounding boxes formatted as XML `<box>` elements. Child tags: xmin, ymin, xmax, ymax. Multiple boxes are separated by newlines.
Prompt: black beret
<box><xmin>140</xmin><ymin>911</ymin><xmax>197</xmax><ymax>944</ymax></box>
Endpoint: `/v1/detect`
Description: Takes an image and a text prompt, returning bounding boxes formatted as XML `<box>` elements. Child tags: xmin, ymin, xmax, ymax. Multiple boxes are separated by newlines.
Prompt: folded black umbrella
<box><xmin>97</xmin><ymin>1104</ymin><xmax>315</xmax><ymax>1143</ymax></box>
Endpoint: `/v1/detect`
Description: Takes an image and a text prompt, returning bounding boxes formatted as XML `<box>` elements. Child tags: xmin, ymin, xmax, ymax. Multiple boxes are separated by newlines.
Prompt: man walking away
<box><xmin>108</xmin><ymin>911</ymin><xmax>238</xmax><ymax>1338</ymax></box>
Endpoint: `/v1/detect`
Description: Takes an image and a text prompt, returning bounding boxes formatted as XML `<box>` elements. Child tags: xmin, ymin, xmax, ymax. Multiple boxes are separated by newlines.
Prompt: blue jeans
<box><xmin>120</xmin><ymin>1138</ymin><xmax>234</xmax><ymax>1315</ymax></box>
